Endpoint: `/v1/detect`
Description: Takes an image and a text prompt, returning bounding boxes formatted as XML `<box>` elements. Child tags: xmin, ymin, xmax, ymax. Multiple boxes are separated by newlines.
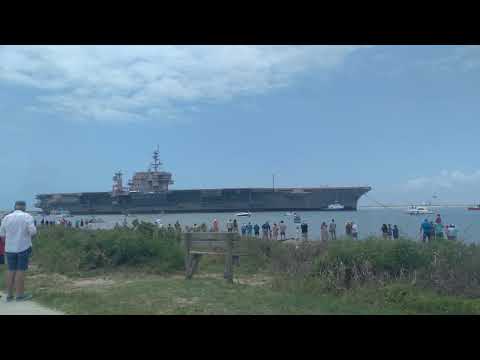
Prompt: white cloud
<box><xmin>0</xmin><ymin>45</ymin><xmax>367</xmax><ymax>122</ymax></box>
<box><xmin>405</xmin><ymin>170</ymin><xmax>480</xmax><ymax>191</ymax></box>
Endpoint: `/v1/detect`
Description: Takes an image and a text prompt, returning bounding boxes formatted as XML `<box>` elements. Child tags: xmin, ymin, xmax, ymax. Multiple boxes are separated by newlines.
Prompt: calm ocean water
<box><xmin>35</xmin><ymin>207</ymin><xmax>480</xmax><ymax>243</ymax></box>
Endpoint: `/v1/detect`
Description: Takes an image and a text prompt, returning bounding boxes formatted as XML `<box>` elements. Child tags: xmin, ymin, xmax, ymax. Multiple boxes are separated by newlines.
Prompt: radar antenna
<box><xmin>150</xmin><ymin>145</ymin><xmax>162</xmax><ymax>172</ymax></box>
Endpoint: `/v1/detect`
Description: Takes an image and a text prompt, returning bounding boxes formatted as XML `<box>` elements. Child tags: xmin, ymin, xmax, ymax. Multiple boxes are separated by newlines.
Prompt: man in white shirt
<box><xmin>0</xmin><ymin>201</ymin><xmax>37</xmax><ymax>302</ymax></box>
<box><xmin>351</xmin><ymin>222</ymin><xmax>358</xmax><ymax>240</ymax></box>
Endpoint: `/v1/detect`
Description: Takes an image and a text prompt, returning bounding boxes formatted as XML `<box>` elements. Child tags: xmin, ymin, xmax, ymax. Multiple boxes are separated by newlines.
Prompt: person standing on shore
<box><xmin>392</xmin><ymin>225</ymin><xmax>399</xmax><ymax>240</ymax></box>
<box><xmin>246</xmin><ymin>222</ymin><xmax>253</xmax><ymax>236</ymax></box>
<box><xmin>321</xmin><ymin>222</ymin><xmax>329</xmax><ymax>242</ymax></box>
<box><xmin>261</xmin><ymin>222</ymin><xmax>269</xmax><ymax>240</ymax></box>
<box><xmin>241</xmin><ymin>224</ymin><xmax>246</xmax><ymax>237</ymax></box>
<box><xmin>301</xmin><ymin>222</ymin><xmax>308</xmax><ymax>241</ymax></box>
<box><xmin>435</xmin><ymin>214</ymin><xmax>442</xmax><ymax>225</ymax></box>
<box><xmin>254</xmin><ymin>224</ymin><xmax>260</xmax><ymax>238</ymax></box>
<box><xmin>279</xmin><ymin>221</ymin><xmax>287</xmax><ymax>241</ymax></box>
<box><xmin>434</xmin><ymin>221</ymin><xmax>444</xmax><ymax>239</ymax></box>
<box><xmin>233</xmin><ymin>219</ymin><xmax>239</xmax><ymax>233</ymax></box>
<box><xmin>0</xmin><ymin>225</ymin><xmax>4</xmax><ymax>267</ymax></box>
<box><xmin>272</xmin><ymin>223</ymin><xmax>279</xmax><ymax>241</ymax></box>
<box><xmin>0</xmin><ymin>201</ymin><xmax>37</xmax><ymax>302</ymax></box>
<box><xmin>446</xmin><ymin>224</ymin><xmax>458</xmax><ymax>240</ymax></box>
<box><xmin>351</xmin><ymin>222</ymin><xmax>358</xmax><ymax>240</ymax></box>
<box><xmin>329</xmin><ymin>219</ymin><xmax>336</xmax><ymax>240</ymax></box>
<box><xmin>381</xmin><ymin>224</ymin><xmax>388</xmax><ymax>239</ymax></box>
<box><xmin>227</xmin><ymin>219</ymin><xmax>233</xmax><ymax>232</ymax></box>
<box><xmin>420</xmin><ymin>219</ymin><xmax>433</xmax><ymax>242</ymax></box>
<box><xmin>212</xmin><ymin>219</ymin><xmax>219</xmax><ymax>232</ymax></box>
<box><xmin>387</xmin><ymin>224</ymin><xmax>393</xmax><ymax>240</ymax></box>
<box><xmin>345</xmin><ymin>221</ymin><xmax>352</xmax><ymax>238</ymax></box>
<box><xmin>175</xmin><ymin>221</ymin><xmax>181</xmax><ymax>232</ymax></box>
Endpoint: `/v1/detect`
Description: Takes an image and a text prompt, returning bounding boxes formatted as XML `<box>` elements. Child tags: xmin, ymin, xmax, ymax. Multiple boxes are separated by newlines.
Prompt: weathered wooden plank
<box><xmin>182</xmin><ymin>232</ymin><xmax>243</xmax><ymax>283</ymax></box>
<box><xmin>224</xmin><ymin>237</ymin><xmax>233</xmax><ymax>283</ymax></box>
<box><xmin>191</xmin><ymin>253</ymin><xmax>202</xmax><ymax>276</ymax></box>
<box><xmin>184</xmin><ymin>232</ymin><xmax>193</xmax><ymax>280</ymax></box>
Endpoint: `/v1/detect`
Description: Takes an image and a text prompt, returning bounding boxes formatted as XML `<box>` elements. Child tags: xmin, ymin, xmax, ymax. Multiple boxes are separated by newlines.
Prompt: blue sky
<box><xmin>1</xmin><ymin>45</ymin><xmax>479</xmax><ymax>209</ymax></box>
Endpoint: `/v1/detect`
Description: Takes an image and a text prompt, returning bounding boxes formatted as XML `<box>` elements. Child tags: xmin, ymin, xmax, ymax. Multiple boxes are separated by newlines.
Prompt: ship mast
<box><xmin>150</xmin><ymin>145</ymin><xmax>162</xmax><ymax>173</ymax></box>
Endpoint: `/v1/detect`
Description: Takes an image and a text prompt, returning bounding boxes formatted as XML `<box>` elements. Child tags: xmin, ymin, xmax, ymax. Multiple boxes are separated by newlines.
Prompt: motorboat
<box><xmin>468</xmin><ymin>204</ymin><xmax>480</xmax><ymax>211</ymax></box>
<box><xmin>327</xmin><ymin>202</ymin><xmax>345</xmax><ymax>210</ymax></box>
<box><xmin>236</xmin><ymin>212</ymin><xmax>251</xmax><ymax>217</ymax></box>
<box><xmin>405</xmin><ymin>206</ymin><xmax>433</xmax><ymax>215</ymax></box>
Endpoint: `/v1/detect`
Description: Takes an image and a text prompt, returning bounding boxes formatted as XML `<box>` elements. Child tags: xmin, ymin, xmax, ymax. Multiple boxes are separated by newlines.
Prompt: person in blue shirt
<box><xmin>387</xmin><ymin>224</ymin><xmax>393</xmax><ymax>239</ymax></box>
<box><xmin>241</xmin><ymin>224</ymin><xmax>246</xmax><ymax>237</ymax></box>
<box><xmin>392</xmin><ymin>225</ymin><xmax>399</xmax><ymax>240</ymax></box>
<box><xmin>246</xmin><ymin>222</ymin><xmax>253</xmax><ymax>236</ymax></box>
<box><xmin>253</xmin><ymin>224</ymin><xmax>260</xmax><ymax>237</ymax></box>
<box><xmin>420</xmin><ymin>219</ymin><xmax>433</xmax><ymax>242</ymax></box>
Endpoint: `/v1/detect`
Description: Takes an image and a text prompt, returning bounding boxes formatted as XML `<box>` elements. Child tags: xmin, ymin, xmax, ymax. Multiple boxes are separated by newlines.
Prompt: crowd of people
<box><xmin>419</xmin><ymin>214</ymin><xmax>458</xmax><ymax>242</ymax></box>
<box><xmin>38</xmin><ymin>217</ymin><xmax>98</xmax><ymax>228</ymax></box>
<box><xmin>174</xmin><ymin>214</ymin><xmax>460</xmax><ymax>243</ymax></box>
<box><xmin>178</xmin><ymin>217</ymin><xmax>363</xmax><ymax>242</ymax></box>
<box><xmin>381</xmin><ymin>224</ymin><xmax>400</xmax><ymax>240</ymax></box>
<box><xmin>29</xmin><ymin>212</ymin><xmax>463</xmax><ymax>244</ymax></box>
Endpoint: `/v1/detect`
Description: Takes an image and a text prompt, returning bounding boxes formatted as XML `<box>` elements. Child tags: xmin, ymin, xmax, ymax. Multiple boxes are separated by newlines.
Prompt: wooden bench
<box><xmin>183</xmin><ymin>232</ymin><xmax>244</xmax><ymax>283</ymax></box>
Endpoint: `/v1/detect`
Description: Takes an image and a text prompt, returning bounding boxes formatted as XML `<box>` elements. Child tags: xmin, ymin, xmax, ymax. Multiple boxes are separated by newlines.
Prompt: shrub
<box><xmin>33</xmin><ymin>223</ymin><xmax>184</xmax><ymax>275</ymax></box>
<box><xmin>295</xmin><ymin>237</ymin><xmax>480</xmax><ymax>296</ymax></box>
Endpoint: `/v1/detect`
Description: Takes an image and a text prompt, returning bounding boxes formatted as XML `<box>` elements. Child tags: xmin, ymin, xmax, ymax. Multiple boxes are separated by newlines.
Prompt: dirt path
<box><xmin>0</xmin><ymin>292</ymin><xmax>63</xmax><ymax>315</ymax></box>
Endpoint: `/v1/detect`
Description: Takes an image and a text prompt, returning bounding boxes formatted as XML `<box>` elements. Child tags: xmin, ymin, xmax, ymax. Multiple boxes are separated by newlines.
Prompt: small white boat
<box><xmin>285</xmin><ymin>212</ymin><xmax>297</xmax><ymax>216</ymax></box>
<box><xmin>293</xmin><ymin>215</ymin><xmax>301</xmax><ymax>223</ymax></box>
<box><xmin>405</xmin><ymin>206</ymin><xmax>433</xmax><ymax>215</ymax></box>
<box><xmin>327</xmin><ymin>202</ymin><xmax>345</xmax><ymax>210</ymax></box>
<box><xmin>236</xmin><ymin>212</ymin><xmax>251</xmax><ymax>217</ymax></box>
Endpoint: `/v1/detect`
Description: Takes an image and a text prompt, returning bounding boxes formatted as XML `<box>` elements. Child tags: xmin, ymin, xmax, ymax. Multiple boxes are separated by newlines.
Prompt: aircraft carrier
<box><xmin>35</xmin><ymin>149</ymin><xmax>371</xmax><ymax>215</ymax></box>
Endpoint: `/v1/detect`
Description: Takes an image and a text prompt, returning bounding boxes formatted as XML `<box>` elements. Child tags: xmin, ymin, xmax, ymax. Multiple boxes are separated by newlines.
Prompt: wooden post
<box><xmin>191</xmin><ymin>253</ymin><xmax>202</xmax><ymax>276</ymax></box>
<box><xmin>185</xmin><ymin>233</ymin><xmax>193</xmax><ymax>279</ymax></box>
<box><xmin>224</xmin><ymin>234</ymin><xmax>234</xmax><ymax>283</ymax></box>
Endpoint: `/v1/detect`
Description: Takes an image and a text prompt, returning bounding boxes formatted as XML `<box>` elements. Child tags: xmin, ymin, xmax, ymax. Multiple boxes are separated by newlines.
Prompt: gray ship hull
<box><xmin>35</xmin><ymin>187</ymin><xmax>371</xmax><ymax>215</ymax></box>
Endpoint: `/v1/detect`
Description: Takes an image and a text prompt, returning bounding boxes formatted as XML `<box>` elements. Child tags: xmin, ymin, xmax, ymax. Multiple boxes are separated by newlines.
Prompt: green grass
<box><xmin>0</xmin><ymin>267</ymin><xmax>406</xmax><ymax>314</ymax></box>
<box><xmin>2</xmin><ymin>228</ymin><xmax>480</xmax><ymax>314</ymax></box>
<box><xmin>3</xmin><ymin>265</ymin><xmax>480</xmax><ymax>314</ymax></box>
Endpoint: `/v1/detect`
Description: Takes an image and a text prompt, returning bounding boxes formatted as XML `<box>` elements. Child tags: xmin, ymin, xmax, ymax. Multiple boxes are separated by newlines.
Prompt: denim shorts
<box><xmin>6</xmin><ymin>247</ymin><xmax>32</xmax><ymax>271</ymax></box>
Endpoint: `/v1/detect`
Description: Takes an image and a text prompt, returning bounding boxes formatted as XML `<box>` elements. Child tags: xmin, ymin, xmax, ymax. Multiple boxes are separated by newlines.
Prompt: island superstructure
<box><xmin>36</xmin><ymin>148</ymin><xmax>372</xmax><ymax>215</ymax></box>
